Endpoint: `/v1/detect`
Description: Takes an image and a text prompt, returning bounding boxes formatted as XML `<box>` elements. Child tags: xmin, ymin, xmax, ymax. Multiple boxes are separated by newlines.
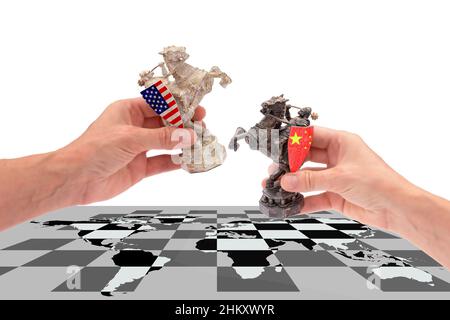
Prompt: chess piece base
<box><xmin>259</xmin><ymin>184</ymin><xmax>304</xmax><ymax>218</ymax></box>
<box><xmin>181</xmin><ymin>135</ymin><xmax>227</xmax><ymax>173</ymax></box>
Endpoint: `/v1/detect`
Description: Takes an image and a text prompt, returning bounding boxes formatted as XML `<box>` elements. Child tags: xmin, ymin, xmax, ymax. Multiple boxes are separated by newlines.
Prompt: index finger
<box><xmin>311</xmin><ymin>126</ymin><xmax>337</xmax><ymax>149</ymax></box>
<box><xmin>128</xmin><ymin>97</ymin><xmax>158</xmax><ymax>118</ymax></box>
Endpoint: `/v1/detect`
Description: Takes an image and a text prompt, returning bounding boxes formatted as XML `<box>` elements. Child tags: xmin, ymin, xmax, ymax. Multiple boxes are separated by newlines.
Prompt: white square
<box><xmin>83</xmin><ymin>230</ymin><xmax>134</xmax><ymax>239</ymax></box>
<box><xmin>217</xmin><ymin>239</ymin><xmax>269</xmax><ymax>251</ymax></box>
<box><xmin>71</xmin><ymin>223</ymin><xmax>107</xmax><ymax>231</ymax></box>
<box><xmin>258</xmin><ymin>230</ymin><xmax>307</xmax><ymax>239</ymax></box>
<box><xmin>292</xmin><ymin>224</ymin><xmax>336</xmax><ymax>231</ymax></box>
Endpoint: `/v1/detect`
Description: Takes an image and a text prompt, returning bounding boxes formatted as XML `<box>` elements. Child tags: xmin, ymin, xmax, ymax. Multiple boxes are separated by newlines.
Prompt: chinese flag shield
<box><xmin>288</xmin><ymin>126</ymin><xmax>314</xmax><ymax>172</ymax></box>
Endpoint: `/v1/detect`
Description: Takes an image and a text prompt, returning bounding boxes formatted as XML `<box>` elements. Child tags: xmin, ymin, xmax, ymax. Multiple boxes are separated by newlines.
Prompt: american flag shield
<box><xmin>140</xmin><ymin>80</ymin><xmax>184</xmax><ymax>128</ymax></box>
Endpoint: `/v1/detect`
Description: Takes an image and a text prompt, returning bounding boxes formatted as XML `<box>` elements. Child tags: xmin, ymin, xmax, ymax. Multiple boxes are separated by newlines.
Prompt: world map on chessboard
<box><xmin>0</xmin><ymin>206</ymin><xmax>449</xmax><ymax>299</ymax></box>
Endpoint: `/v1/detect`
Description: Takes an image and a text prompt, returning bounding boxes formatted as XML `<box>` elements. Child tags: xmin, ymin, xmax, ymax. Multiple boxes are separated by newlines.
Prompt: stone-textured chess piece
<box><xmin>229</xmin><ymin>95</ymin><xmax>318</xmax><ymax>218</ymax></box>
<box><xmin>139</xmin><ymin>46</ymin><xmax>232</xmax><ymax>173</ymax></box>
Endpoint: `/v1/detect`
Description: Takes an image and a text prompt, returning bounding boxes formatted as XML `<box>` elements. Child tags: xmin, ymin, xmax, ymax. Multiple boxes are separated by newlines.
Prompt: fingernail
<box><xmin>282</xmin><ymin>174</ymin><xmax>298</xmax><ymax>190</ymax></box>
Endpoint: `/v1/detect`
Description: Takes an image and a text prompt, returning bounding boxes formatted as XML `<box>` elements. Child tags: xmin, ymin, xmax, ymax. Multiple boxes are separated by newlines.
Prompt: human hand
<box><xmin>267</xmin><ymin>127</ymin><xmax>418</xmax><ymax>232</ymax></box>
<box><xmin>57</xmin><ymin>98</ymin><xmax>205</xmax><ymax>204</ymax></box>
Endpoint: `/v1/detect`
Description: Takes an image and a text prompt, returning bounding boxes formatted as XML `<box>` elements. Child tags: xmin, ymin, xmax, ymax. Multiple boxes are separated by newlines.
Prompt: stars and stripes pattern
<box><xmin>140</xmin><ymin>80</ymin><xmax>184</xmax><ymax>128</ymax></box>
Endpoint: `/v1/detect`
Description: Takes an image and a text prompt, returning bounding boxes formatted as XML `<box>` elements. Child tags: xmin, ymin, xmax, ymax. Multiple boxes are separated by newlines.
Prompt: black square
<box><xmin>254</xmin><ymin>223</ymin><xmax>297</xmax><ymax>230</ymax></box>
<box><xmin>3</xmin><ymin>239</ymin><xmax>74</xmax><ymax>250</ymax></box>
<box><xmin>0</xmin><ymin>267</ymin><xmax>15</xmax><ymax>277</ymax></box>
<box><xmin>300</xmin><ymin>230</ymin><xmax>353</xmax><ymax>239</ymax></box>
<box><xmin>328</xmin><ymin>223</ymin><xmax>367</xmax><ymax>230</ymax></box>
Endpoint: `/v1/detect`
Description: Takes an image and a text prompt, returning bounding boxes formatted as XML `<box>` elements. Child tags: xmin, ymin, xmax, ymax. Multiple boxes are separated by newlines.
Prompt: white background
<box><xmin>0</xmin><ymin>0</ymin><xmax>449</xmax><ymax>206</ymax></box>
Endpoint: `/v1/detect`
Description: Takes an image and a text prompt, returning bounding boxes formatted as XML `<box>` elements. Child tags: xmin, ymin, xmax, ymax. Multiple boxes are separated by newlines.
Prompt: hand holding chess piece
<box><xmin>268</xmin><ymin>126</ymin><xmax>450</xmax><ymax>269</ymax></box>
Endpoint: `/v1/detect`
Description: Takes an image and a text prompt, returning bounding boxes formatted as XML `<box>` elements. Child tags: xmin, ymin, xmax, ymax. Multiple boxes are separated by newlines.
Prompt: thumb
<box><xmin>135</xmin><ymin>126</ymin><xmax>196</xmax><ymax>150</ymax></box>
<box><xmin>280</xmin><ymin>168</ymin><xmax>337</xmax><ymax>193</ymax></box>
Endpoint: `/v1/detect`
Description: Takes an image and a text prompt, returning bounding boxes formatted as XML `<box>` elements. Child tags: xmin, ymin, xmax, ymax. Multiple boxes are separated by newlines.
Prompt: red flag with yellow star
<box><xmin>288</xmin><ymin>126</ymin><xmax>314</xmax><ymax>172</ymax></box>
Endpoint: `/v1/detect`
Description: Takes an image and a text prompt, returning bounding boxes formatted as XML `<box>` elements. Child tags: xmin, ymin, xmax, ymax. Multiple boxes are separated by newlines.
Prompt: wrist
<box><xmin>45</xmin><ymin>148</ymin><xmax>87</xmax><ymax>206</ymax></box>
<box><xmin>385</xmin><ymin>184</ymin><xmax>414</xmax><ymax>234</ymax></box>
<box><xmin>0</xmin><ymin>151</ymin><xmax>84</xmax><ymax>230</ymax></box>
<box><xmin>386</xmin><ymin>180</ymin><xmax>450</xmax><ymax>268</ymax></box>
<box><xmin>386</xmin><ymin>179</ymin><xmax>434</xmax><ymax>237</ymax></box>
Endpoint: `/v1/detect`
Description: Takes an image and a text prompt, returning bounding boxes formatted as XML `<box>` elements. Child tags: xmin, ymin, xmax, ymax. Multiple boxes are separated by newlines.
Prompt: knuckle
<box><xmin>113</xmin><ymin>99</ymin><xmax>131</xmax><ymax>107</ymax></box>
<box><xmin>336</xmin><ymin>130</ymin><xmax>364</xmax><ymax>146</ymax></box>
<box><xmin>344</xmin><ymin>130</ymin><xmax>363</xmax><ymax>143</ymax></box>
<box><xmin>158</xmin><ymin>127</ymin><xmax>174</xmax><ymax>147</ymax></box>
<box><xmin>351</xmin><ymin>132</ymin><xmax>363</xmax><ymax>142</ymax></box>
<box><xmin>335</xmin><ymin>130</ymin><xmax>348</xmax><ymax>145</ymax></box>
<box><xmin>337</xmin><ymin>129</ymin><xmax>353</xmax><ymax>140</ymax></box>
<box><xmin>302</xmin><ymin>170</ymin><xmax>315</xmax><ymax>190</ymax></box>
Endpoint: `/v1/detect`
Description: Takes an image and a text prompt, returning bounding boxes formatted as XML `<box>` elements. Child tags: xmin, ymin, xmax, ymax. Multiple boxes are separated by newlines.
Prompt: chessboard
<box><xmin>0</xmin><ymin>206</ymin><xmax>449</xmax><ymax>299</ymax></box>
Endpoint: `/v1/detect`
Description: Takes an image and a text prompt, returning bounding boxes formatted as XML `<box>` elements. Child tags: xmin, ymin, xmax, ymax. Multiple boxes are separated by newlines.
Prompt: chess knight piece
<box><xmin>229</xmin><ymin>95</ymin><xmax>319</xmax><ymax>218</ymax></box>
<box><xmin>138</xmin><ymin>46</ymin><xmax>232</xmax><ymax>173</ymax></box>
